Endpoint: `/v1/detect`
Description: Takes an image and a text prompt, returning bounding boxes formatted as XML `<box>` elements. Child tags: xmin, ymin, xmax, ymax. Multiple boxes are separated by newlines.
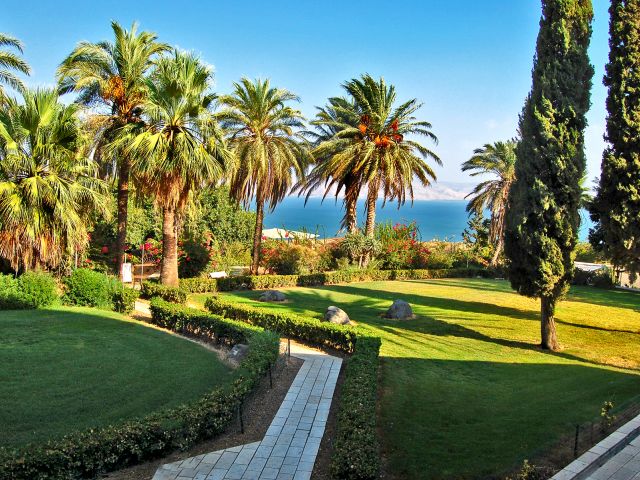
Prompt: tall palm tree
<box><xmin>462</xmin><ymin>140</ymin><xmax>517</xmax><ymax>266</ymax></box>
<box><xmin>0</xmin><ymin>33</ymin><xmax>30</xmax><ymax>103</ymax></box>
<box><xmin>57</xmin><ymin>21</ymin><xmax>169</xmax><ymax>279</ymax></box>
<box><xmin>217</xmin><ymin>78</ymin><xmax>310</xmax><ymax>274</ymax></box>
<box><xmin>298</xmin><ymin>97</ymin><xmax>363</xmax><ymax>233</ymax></box>
<box><xmin>112</xmin><ymin>51</ymin><xmax>229</xmax><ymax>286</ymax></box>
<box><xmin>341</xmin><ymin>75</ymin><xmax>440</xmax><ymax>239</ymax></box>
<box><xmin>0</xmin><ymin>88</ymin><xmax>109</xmax><ymax>271</ymax></box>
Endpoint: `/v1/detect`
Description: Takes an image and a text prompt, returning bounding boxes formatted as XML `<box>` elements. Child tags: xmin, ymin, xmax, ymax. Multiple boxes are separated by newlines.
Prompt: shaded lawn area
<box><xmin>191</xmin><ymin>279</ymin><xmax>640</xmax><ymax>479</ymax></box>
<box><xmin>0</xmin><ymin>307</ymin><xmax>233</xmax><ymax>448</ymax></box>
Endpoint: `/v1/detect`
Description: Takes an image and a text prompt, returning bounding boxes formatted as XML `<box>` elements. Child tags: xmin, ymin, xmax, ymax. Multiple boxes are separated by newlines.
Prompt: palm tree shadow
<box><xmin>265</xmin><ymin>285</ymin><xmax>635</xmax><ymax>370</ymax></box>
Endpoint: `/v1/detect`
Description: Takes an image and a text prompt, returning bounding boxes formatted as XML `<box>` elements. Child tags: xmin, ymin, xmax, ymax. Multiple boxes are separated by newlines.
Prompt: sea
<box><xmin>264</xmin><ymin>197</ymin><xmax>593</xmax><ymax>241</ymax></box>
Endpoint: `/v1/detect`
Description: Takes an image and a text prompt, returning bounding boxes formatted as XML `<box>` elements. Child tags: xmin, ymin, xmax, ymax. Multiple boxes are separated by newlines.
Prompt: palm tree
<box><xmin>298</xmin><ymin>97</ymin><xmax>363</xmax><ymax>233</ymax></box>
<box><xmin>217</xmin><ymin>78</ymin><xmax>310</xmax><ymax>274</ymax></box>
<box><xmin>461</xmin><ymin>140</ymin><xmax>517</xmax><ymax>266</ymax></box>
<box><xmin>0</xmin><ymin>33</ymin><xmax>30</xmax><ymax>103</ymax></box>
<box><xmin>112</xmin><ymin>51</ymin><xmax>230</xmax><ymax>286</ymax></box>
<box><xmin>57</xmin><ymin>21</ymin><xmax>169</xmax><ymax>279</ymax></box>
<box><xmin>341</xmin><ymin>75</ymin><xmax>440</xmax><ymax>240</ymax></box>
<box><xmin>0</xmin><ymin>88</ymin><xmax>109</xmax><ymax>271</ymax></box>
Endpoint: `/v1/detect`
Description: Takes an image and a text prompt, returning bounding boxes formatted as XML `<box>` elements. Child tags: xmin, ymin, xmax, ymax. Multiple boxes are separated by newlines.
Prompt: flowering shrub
<box><xmin>376</xmin><ymin>222</ymin><xmax>432</xmax><ymax>269</ymax></box>
<box><xmin>260</xmin><ymin>240</ymin><xmax>322</xmax><ymax>275</ymax></box>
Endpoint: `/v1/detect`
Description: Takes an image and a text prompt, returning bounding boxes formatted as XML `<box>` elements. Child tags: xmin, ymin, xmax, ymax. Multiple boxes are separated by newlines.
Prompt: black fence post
<box><xmin>574</xmin><ymin>424</ymin><xmax>580</xmax><ymax>458</ymax></box>
<box><xmin>268</xmin><ymin>363</ymin><xmax>273</xmax><ymax>389</ymax></box>
<box><xmin>238</xmin><ymin>401</ymin><xmax>244</xmax><ymax>434</ymax></box>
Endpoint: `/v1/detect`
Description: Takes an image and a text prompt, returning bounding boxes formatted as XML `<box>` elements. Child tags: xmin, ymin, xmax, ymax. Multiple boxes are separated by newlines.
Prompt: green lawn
<box><xmin>0</xmin><ymin>307</ymin><xmax>233</xmax><ymax>448</ymax></box>
<box><xmin>192</xmin><ymin>279</ymin><xmax>640</xmax><ymax>479</ymax></box>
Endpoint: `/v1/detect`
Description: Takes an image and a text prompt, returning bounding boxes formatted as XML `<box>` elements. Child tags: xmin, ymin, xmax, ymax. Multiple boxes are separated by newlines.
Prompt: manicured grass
<box><xmin>0</xmin><ymin>307</ymin><xmax>233</xmax><ymax>448</ymax></box>
<box><xmin>191</xmin><ymin>279</ymin><xmax>640</xmax><ymax>479</ymax></box>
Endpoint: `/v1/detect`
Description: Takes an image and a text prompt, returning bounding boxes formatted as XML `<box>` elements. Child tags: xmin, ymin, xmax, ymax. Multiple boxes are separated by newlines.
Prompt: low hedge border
<box><xmin>140</xmin><ymin>281</ymin><xmax>187</xmax><ymax>304</ymax></box>
<box><xmin>204</xmin><ymin>296</ymin><xmax>356</xmax><ymax>353</ymax></box>
<box><xmin>0</xmin><ymin>299</ymin><xmax>279</xmax><ymax>480</ymax></box>
<box><xmin>331</xmin><ymin>333</ymin><xmax>381</xmax><ymax>480</ymax></box>
<box><xmin>180</xmin><ymin>267</ymin><xmax>491</xmax><ymax>293</ymax></box>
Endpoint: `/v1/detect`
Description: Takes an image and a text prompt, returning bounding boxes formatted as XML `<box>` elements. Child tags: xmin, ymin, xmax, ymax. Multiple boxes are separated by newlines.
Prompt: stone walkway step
<box><xmin>152</xmin><ymin>344</ymin><xmax>342</xmax><ymax>480</ymax></box>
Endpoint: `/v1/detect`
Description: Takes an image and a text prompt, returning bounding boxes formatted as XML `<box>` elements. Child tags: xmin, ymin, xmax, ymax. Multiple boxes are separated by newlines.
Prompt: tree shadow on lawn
<box><xmin>377</xmin><ymin>357</ymin><xmax>640</xmax><ymax>480</ymax></box>
<box><xmin>566</xmin><ymin>285</ymin><xmax>640</xmax><ymax>312</ymax></box>
<box><xmin>555</xmin><ymin>319</ymin><xmax>640</xmax><ymax>335</ymax></box>
<box><xmin>410</xmin><ymin>278</ymin><xmax>514</xmax><ymax>295</ymax></box>
<box><xmin>277</xmin><ymin>286</ymin><xmax>632</xmax><ymax>370</ymax></box>
<box><xmin>325</xmin><ymin>284</ymin><xmax>540</xmax><ymax>323</ymax></box>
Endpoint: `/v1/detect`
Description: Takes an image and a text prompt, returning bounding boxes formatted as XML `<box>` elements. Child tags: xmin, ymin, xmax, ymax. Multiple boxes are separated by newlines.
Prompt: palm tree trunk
<box><xmin>363</xmin><ymin>179</ymin><xmax>379</xmax><ymax>267</ymax></box>
<box><xmin>161</xmin><ymin>206</ymin><xmax>179</xmax><ymax>287</ymax></box>
<box><xmin>344</xmin><ymin>181</ymin><xmax>359</xmax><ymax>233</ymax></box>
<box><xmin>364</xmin><ymin>179</ymin><xmax>379</xmax><ymax>237</ymax></box>
<box><xmin>115</xmin><ymin>157</ymin><xmax>130</xmax><ymax>280</ymax></box>
<box><xmin>251</xmin><ymin>199</ymin><xmax>265</xmax><ymax>275</ymax></box>
<box><xmin>540</xmin><ymin>295</ymin><xmax>559</xmax><ymax>350</ymax></box>
<box><xmin>490</xmin><ymin>236</ymin><xmax>504</xmax><ymax>266</ymax></box>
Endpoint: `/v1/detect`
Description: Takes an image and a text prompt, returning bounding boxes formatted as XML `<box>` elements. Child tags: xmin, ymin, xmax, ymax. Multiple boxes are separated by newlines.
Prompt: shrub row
<box><xmin>0</xmin><ymin>299</ymin><xmax>279</xmax><ymax>480</ymax></box>
<box><xmin>204</xmin><ymin>296</ymin><xmax>357</xmax><ymax>353</ymax></box>
<box><xmin>140</xmin><ymin>281</ymin><xmax>187</xmax><ymax>303</ymax></box>
<box><xmin>178</xmin><ymin>267</ymin><xmax>491</xmax><ymax>293</ymax></box>
<box><xmin>330</xmin><ymin>334</ymin><xmax>381</xmax><ymax>480</ymax></box>
<box><xmin>62</xmin><ymin>268</ymin><xmax>139</xmax><ymax>313</ymax></box>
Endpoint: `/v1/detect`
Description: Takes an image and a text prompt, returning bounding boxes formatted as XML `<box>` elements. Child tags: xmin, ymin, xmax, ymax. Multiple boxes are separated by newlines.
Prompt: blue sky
<box><xmin>2</xmin><ymin>1</ymin><xmax>610</xmax><ymax>193</ymax></box>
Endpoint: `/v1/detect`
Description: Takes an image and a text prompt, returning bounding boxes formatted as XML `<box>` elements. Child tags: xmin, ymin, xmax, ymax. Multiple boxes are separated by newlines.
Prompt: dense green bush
<box><xmin>331</xmin><ymin>334</ymin><xmax>381</xmax><ymax>480</ymax></box>
<box><xmin>140</xmin><ymin>281</ymin><xmax>187</xmax><ymax>303</ymax></box>
<box><xmin>179</xmin><ymin>277</ymin><xmax>219</xmax><ymax>293</ymax></box>
<box><xmin>0</xmin><ymin>300</ymin><xmax>278</xmax><ymax>480</ymax></box>
<box><xmin>205</xmin><ymin>296</ymin><xmax>357</xmax><ymax>352</ymax></box>
<box><xmin>0</xmin><ymin>274</ymin><xmax>26</xmax><ymax>309</ymax></box>
<box><xmin>63</xmin><ymin>268</ymin><xmax>114</xmax><ymax>308</ymax></box>
<box><xmin>112</xmin><ymin>287</ymin><xmax>139</xmax><ymax>314</ymax></box>
<box><xmin>17</xmin><ymin>271</ymin><xmax>58</xmax><ymax>309</ymax></box>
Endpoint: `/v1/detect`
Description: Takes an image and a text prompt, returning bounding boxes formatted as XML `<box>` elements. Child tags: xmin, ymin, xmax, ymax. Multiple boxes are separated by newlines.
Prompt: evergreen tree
<box><xmin>589</xmin><ymin>0</ymin><xmax>640</xmax><ymax>281</ymax></box>
<box><xmin>504</xmin><ymin>0</ymin><xmax>594</xmax><ymax>350</ymax></box>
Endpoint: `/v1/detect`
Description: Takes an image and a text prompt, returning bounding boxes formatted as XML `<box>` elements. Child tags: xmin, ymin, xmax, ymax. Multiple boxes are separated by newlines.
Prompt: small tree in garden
<box><xmin>113</xmin><ymin>51</ymin><xmax>230</xmax><ymax>286</ymax></box>
<box><xmin>589</xmin><ymin>0</ymin><xmax>640</xmax><ymax>282</ymax></box>
<box><xmin>218</xmin><ymin>78</ymin><xmax>310</xmax><ymax>274</ymax></box>
<box><xmin>462</xmin><ymin>140</ymin><xmax>517</xmax><ymax>266</ymax></box>
<box><xmin>504</xmin><ymin>0</ymin><xmax>594</xmax><ymax>350</ymax></box>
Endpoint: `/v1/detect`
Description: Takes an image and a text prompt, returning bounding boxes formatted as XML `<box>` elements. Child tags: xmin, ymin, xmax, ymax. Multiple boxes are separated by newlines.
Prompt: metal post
<box><xmin>268</xmin><ymin>363</ymin><xmax>273</xmax><ymax>389</ymax></box>
<box><xmin>574</xmin><ymin>424</ymin><xmax>580</xmax><ymax>458</ymax></box>
<box><xmin>287</xmin><ymin>338</ymin><xmax>291</xmax><ymax>358</ymax></box>
<box><xmin>238</xmin><ymin>402</ymin><xmax>244</xmax><ymax>434</ymax></box>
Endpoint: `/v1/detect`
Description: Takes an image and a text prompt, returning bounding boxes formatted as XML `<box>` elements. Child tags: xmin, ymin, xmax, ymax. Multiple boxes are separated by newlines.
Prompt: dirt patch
<box><xmin>101</xmin><ymin>353</ymin><xmax>302</xmax><ymax>480</ymax></box>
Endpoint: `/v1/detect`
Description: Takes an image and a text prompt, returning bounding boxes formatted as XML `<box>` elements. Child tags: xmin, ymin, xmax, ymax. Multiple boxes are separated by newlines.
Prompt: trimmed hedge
<box><xmin>205</xmin><ymin>296</ymin><xmax>357</xmax><ymax>353</ymax></box>
<box><xmin>0</xmin><ymin>299</ymin><xmax>279</xmax><ymax>480</ymax></box>
<box><xmin>179</xmin><ymin>267</ymin><xmax>490</xmax><ymax>294</ymax></box>
<box><xmin>63</xmin><ymin>268</ymin><xmax>114</xmax><ymax>308</ymax></box>
<box><xmin>331</xmin><ymin>334</ymin><xmax>381</xmax><ymax>480</ymax></box>
<box><xmin>112</xmin><ymin>287</ymin><xmax>139</xmax><ymax>314</ymax></box>
<box><xmin>140</xmin><ymin>281</ymin><xmax>187</xmax><ymax>304</ymax></box>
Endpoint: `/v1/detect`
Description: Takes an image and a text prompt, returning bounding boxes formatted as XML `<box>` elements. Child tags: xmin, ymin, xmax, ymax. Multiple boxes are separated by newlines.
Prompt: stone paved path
<box><xmin>152</xmin><ymin>344</ymin><xmax>342</xmax><ymax>480</ymax></box>
<box><xmin>585</xmin><ymin>434</ymin><xmax>640</xmax><ymax>480</ymax></box>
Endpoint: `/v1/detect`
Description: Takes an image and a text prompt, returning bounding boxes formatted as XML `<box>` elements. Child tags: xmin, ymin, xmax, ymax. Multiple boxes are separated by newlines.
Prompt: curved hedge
<box><xmin>0</xmin><ymin>299</ymin><xmax>279</xmax><ymax>480</ymax></box>
<box><xmin>204</xmin><ymin>296</ymin><xmax>356</xmax><ymax>352</ymax></box>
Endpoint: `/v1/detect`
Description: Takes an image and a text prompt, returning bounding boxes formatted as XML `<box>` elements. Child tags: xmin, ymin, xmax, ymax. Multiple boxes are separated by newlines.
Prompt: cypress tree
<box><xmin>504</xmin><ymin>0</ymin><xmax>594</xmax><ymax>350</ymax></box>
<box><xmin>589</xmin><ymin>0</ymin><xmax>640</xmax><ymax>281</ymax></box>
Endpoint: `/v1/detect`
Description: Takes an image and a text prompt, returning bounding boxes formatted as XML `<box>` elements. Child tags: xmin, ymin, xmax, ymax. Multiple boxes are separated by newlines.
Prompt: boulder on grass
<box><xmin>385</xmin><ymin>299</ymin><xmax>413</xmax><ymax>320</ymax></box>
<box><xmin>259</xmin><ymin>290</ymin><xmax>287</xmax><ymax>302</ymax></box>
<box><xmin>229</xmin><ymin>344</ymin><xmax>249</xmax><ymax>362</ymax></box>
<box><xmin>324</xmin><ymin>306</ymin><xmax>352</xmax><ymax>325</ymax></box>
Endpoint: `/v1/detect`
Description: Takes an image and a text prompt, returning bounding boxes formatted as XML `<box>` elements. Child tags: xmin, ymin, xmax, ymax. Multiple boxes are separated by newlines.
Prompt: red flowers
<box><xmin>101</xmin><ymin>246</ymin><xmax>109</xmax><ymax>254</ymax></box>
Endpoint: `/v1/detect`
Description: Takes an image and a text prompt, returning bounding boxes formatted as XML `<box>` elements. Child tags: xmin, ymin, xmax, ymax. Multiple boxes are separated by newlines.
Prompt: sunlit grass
<box><xmin>0</xmin><ymin>307</ymin><xmax>233</xmax><ymax>447</ymax></box>
<box><xmin>191</xmin><ymin>279</ymin><xmax>640</xmax><ymax>479</ymax></box>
